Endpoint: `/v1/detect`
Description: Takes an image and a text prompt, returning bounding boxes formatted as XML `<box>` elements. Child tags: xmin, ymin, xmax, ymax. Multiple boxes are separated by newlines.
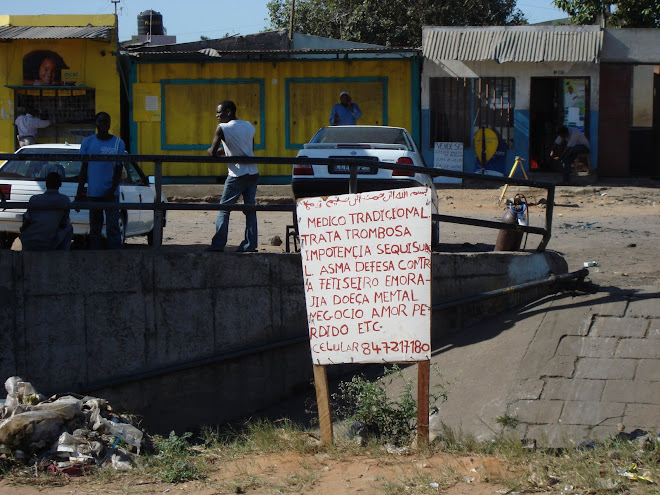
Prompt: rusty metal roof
<box><xmin>422</xmin><ymin>26</ymin><xmax>602</xmax><ymax>63</ymax></box>
<box><xmin>0</xmin><ymin>25</ymin><xmax>112</xmax><ymax>40</ymax></box>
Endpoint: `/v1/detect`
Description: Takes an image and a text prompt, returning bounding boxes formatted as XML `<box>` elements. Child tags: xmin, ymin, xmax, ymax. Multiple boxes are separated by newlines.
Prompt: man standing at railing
<box><xmin>206</xmin><ymin>100</ymin><xmax>258</xmax><ymax>252</ymax></box>
<box><xmin>20</xmin><ymin>172</ymin><xmax>73</xmax><ymax>251</ymax></box>
<box><xmin>75</xmin><ymin>112</ymin><xmax>125</xmax><ymax>250</ymax></box>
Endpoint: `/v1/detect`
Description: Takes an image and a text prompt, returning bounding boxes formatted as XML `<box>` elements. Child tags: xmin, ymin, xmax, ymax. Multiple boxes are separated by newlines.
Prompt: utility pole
<box><xmin>289</xmin><ymin>0</ymin><xmax>295</xmax><ymax>41</ymax></box>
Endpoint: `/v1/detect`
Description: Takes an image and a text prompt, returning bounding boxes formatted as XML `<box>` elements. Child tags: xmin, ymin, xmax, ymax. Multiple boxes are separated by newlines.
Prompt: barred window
<box><xmin>430</xmin><ymin>77</ymin><xmax>515</xmax><ymax>148</ymax></box>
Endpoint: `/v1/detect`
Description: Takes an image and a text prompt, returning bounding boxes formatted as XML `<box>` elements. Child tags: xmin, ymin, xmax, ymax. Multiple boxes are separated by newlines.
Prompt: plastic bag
<box><xmin>0</xmin><ymin>398</ymin><xmax>82</xmax><ymax>447</ymax></box>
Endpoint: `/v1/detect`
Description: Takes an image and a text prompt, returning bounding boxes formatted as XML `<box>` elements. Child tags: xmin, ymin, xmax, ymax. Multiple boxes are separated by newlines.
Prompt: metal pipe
<box><xmin>349</xmin><ymin>164</ymin><xmax>358</xmax><ymax>194</ymax></box>
<box><xmin>153</xmin><ymin>160</ymin><xmax>163</xmax><ymax>247</ymax></box>
<box><xmin>432</xmin><ymin>268</ymin><xmax>589</xmax><ymax>312</ymax></box>
<box><xmin>0</xmin><ymin>152</ymin><xmax>556</xmax><ymax>250</ymax></box>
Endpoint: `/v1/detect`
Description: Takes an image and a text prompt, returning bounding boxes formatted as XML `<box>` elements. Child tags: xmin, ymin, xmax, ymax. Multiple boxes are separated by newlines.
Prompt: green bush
<box><xmin>332</xmin><ymin>365</ymin><xmax>448</xmax><ymax>445</ymax></box>
<box><xmin>155</xmin><ymin>431</ymin><xmax>193</xmax><ymax>456</ymax></box>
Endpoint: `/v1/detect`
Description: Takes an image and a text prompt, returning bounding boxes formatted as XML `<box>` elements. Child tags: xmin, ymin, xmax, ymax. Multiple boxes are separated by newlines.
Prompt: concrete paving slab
<box><xmin>591</xmin><ymin>316</ymin><xmax>650</xmax><ymax>338</ymax></box>
<box><xmin>636</xmin><ymin>359</ymin><xmax>660</xmax><ymax>381</ymax></box>
<box><xmin>602</xmin><ymin>380</ymin><xmax>660</xmax><ymax>404</ymax></box>
<box><xmin>541</xmin><ymin>378</ymin><xmax>605</xmax><ymax>401</ymax></box>
<box><xmin>574</xmin><ymin>357</ymin><xmax>637</xmax><ymax>379</ymax></box>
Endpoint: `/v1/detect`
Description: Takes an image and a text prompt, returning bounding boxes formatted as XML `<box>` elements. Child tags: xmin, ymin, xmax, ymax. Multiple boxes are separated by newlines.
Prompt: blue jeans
<box><xmin>211</xmin><ymin>174</ymin><xmax>259</xmax><ymax>251</ymax></box>
<box><xmin>561</xmin><ymin>145</ymin><xmax>590</xmax><ymax>182</ymax></box>
<box><xmin>89</xmin><ymin>196</ymin><xmax>121</xmax><ymax>250</ymax></box>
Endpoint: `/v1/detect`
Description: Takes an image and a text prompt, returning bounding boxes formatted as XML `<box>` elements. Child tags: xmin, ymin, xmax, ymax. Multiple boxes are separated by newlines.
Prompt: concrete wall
<box><xmin>601</xmin><ymin>29</ymin><xmax>660</xmax><ymax>64</ymax></box>
<box><xmin>0</xmin><ymin>250</ymin><xmax>567</xmax><ymax>433</ymax></box>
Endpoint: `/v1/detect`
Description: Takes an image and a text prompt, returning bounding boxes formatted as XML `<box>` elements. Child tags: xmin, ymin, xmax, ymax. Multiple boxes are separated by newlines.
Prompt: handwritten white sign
<box><xmin>433</xmin><ymin>142</ymin><xmax>463</xmax><ymax>184</ymax></box>
<box><xmin>297</xmin><ymin>187</ymin><xmax>433</xmax><ymax>365</ymax></box>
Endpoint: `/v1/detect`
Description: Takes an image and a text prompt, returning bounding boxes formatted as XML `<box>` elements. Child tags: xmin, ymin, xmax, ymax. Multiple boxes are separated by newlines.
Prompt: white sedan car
<box><xmin>0</xmin><ymin>143</ymin><xmax>166</xmax><ymax>249</ymax></box>
<box><xmin>292</xmin><ymin>125</ymin><xmax>439</xmax><ymax>246</ymax></box>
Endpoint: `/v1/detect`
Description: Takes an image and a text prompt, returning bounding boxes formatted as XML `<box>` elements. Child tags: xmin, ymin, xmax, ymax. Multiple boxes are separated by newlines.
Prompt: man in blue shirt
<box><xmin>75</xmin><ymin>112</ymin><xmax>125</xmax><ymax>249</ymax></box>
<box><xmin>329</xmin><ymin>91</ymin><xmax>362</xmax><ymax>125</ymax></box>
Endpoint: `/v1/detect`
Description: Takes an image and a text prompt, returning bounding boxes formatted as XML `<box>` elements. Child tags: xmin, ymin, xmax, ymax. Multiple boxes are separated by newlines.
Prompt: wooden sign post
<box><xmin>297</xmin><ymin>188</ymin><xmax>434</xmax><ymax>445</ymax></box>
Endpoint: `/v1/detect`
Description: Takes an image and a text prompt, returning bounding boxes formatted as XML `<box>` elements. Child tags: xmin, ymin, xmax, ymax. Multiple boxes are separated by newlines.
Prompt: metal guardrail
<box><xmin>0</xmin><ymin>153</ymin><xmax>555</xmax><ymax>251</ymax></box>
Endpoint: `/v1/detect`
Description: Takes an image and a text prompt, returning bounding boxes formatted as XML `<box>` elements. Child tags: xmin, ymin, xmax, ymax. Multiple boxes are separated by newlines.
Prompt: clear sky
<box><xmin>6</xmin><ymin>0</ymin><xmax>567</xmax><ymax>44</ymax></box>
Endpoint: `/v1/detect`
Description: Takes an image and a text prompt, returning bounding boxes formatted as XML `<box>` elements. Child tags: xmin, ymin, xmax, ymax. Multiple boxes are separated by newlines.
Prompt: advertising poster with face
<box><xmin>23</xmin><ymin>43</ymin><xmax>81</xmax><ymax>86</ymax></box>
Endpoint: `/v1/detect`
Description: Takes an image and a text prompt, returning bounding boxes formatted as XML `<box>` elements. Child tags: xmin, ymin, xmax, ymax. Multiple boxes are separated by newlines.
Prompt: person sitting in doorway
<box><xmin>550</xmin><ymin>126</ymin><xmax>590</xmax><ymax>184</ymax></box>
<box><xmin>20</xmin><ymin>172</ymin><xmax>73</xmax><ymax>251</ymax></box>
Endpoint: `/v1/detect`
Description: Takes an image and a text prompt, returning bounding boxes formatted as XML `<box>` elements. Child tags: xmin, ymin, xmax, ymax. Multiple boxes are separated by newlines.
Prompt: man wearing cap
<box><xmin>329</xmin><ymin>91</ymin><xmax>362</xmax><ymax>125</ymax></box>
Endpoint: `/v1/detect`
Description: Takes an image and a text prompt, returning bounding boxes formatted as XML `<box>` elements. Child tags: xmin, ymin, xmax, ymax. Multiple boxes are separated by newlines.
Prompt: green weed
<box><xmin>332</xmin><ymin>364</ymin><xmax>448</xmax><ymax>446</ymax></box>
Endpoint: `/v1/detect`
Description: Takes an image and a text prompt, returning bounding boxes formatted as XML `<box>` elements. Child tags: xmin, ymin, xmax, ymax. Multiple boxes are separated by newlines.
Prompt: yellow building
<box><xmin>0</xmin><ymin>14</ymin><xmax>120</xmax><ymax>153</ymax></box>
<box><xmin>126</xmin><ymin>32</ymin><xmax>421</xmax><ymax>182</ymax></box>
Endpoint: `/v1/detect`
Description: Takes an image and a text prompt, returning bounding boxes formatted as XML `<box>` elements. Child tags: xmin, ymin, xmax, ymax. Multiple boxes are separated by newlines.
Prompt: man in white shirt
<box><xmin>551</xmin><ymin>126</ymin><xmax>590</xmax><ymax>184</ymax></box>
<box><xmin>15</xmin><ymin>108</ymin><xmax>50</xmax><ymax>148</ymax></box>
<box><xmin>206</xmin><ymin>100</ymin><xmax>258</xmax><ymax>252</ymax></box>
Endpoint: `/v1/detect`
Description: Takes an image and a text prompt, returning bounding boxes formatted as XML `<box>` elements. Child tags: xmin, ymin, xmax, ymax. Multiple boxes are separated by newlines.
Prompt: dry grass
<box><xmin>1</xmin><ymin>421</ymin><xmax>658</xmax><ymax>495</ymax></box>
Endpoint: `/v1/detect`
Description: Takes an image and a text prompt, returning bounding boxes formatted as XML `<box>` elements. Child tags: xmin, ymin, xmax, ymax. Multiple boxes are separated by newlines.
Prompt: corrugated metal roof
<box><xmin>129</xmin><ymin>47</ymin><xmax>419</xmax><ymax>62</ymax></box>
<box><xmin>422</xmin><ymin>26</ymin><xmax>602</xmax><ymax>63</ymax></box>
<box><xmin>0</xmin><ymin>25</ymin><xmax>112</xmax><ymax>40</ymax></box>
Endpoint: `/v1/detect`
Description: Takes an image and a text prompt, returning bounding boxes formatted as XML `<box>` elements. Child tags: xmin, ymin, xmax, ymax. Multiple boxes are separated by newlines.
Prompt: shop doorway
<box><xmin>529</xmin><ymin>78</ymin><xmax>563</xmax><ymax>172</ymax></box>
<box><xmin>529</xmin><ymin>77</ymin><xmax>590</xmax><ymax>173</ymax></box>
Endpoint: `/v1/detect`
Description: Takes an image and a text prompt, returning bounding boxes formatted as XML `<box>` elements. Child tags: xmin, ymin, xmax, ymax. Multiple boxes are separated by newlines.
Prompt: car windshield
<box><xmin>310</xmin><ymin>127</ymin><xmax>412</xmax><ymax>150</ymax></box>
<box><xmin>0</xmin><ymin>148</ymin><xmax>81</xmax><ymax>181</ymax></box>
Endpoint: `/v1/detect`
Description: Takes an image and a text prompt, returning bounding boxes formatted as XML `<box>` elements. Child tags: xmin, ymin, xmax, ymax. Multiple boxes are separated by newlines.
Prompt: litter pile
<box><xmin>0</xmin><ymin>376</ymin><xmax>147</xmax><ymax>475</ymax></box>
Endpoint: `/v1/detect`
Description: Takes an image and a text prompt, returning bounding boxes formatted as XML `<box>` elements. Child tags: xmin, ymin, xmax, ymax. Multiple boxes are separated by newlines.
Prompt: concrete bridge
<box><xmin>1</xmin><ymin>249</ymin><xmax>569</xmax><ymax>436</ymax></box>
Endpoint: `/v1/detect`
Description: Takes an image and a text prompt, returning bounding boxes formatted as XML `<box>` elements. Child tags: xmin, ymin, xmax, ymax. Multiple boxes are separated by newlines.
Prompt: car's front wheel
<box><xmin>118</xmin><ymin>212</ymin><xmax>126</xmax><ymax>246</ymax></box>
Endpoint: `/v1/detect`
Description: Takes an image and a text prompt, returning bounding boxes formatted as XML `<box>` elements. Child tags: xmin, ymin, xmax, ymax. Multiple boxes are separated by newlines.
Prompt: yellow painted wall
<box><xmin>0</xmin><ymin>15</ymin><xmax>116</xmax><ymax>27</ymax></box>
<box><xmin>0</xmin><ymin>15</ymin><xmax>119</xmax><ymax>153</ymax></box>
<box><xmin>132</xmin><ymin>59</ymin><xmax>414</xmax><ymax>177</ymax></box>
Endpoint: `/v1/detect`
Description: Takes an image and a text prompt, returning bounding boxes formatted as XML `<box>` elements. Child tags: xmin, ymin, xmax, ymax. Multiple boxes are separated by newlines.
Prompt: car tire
<box><xmin>118</xmin><ymin>212</ymin><xmax>126</xmax><ymax>246</ymax></box>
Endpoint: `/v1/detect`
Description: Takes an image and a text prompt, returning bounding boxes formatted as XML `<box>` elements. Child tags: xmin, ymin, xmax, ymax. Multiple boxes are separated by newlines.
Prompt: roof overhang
<box><xmin>127</xmin><ymin>47</ymin><xmax>420</xmax><ymax>62</ymax></box>
<box><xmin>422</xmin><ymin>26</ymin><xmax>603</xmax><ymax>64</ymax></box>
<box><xmin>0</xmin><ymin>25</ymin><xmax>113</xmax><ymax>41</ymax></box>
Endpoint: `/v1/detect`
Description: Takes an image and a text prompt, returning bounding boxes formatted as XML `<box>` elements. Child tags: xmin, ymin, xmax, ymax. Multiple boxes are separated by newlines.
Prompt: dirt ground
<box><xmin>3</xmin><ymin>179</ymin><xmax>659</xmax><ymax>494</ymax></box>
<box><xmin>2</xmin><ymin>450</ymin><xmax>516</xmax><ymax>495</ymax></box>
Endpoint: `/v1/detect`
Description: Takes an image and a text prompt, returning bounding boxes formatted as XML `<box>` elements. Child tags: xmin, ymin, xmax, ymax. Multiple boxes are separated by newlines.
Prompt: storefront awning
<box><xmin>0</xmin><ymin>25</ymin><xmax>112</xmax><ymax>40</ymax></box>
<box><xmin>422</xmin><ymin>26</ymin><xmax>602</xmax><ymax>64</ymax></box>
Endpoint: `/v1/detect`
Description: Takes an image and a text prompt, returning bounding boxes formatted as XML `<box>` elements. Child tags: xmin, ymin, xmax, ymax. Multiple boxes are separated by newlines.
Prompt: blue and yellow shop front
<box><xmin>0</xmin><ymin>15</ymin><xmax>121</xmax><ymax>153</ymax></box>
<box><xmin>127</xmin><ymin>51</ymin><xmax>421</xmax><ymax>183</ymax></box>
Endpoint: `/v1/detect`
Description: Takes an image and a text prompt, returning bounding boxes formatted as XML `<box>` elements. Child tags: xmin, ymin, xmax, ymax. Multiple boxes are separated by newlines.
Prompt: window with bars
<box><xmin>14</xmin><ymin>87</ymin><xmax>96</xmax><ymax>124</ymax></box>
<box><xmin>429</xmin><ymin>77</ymin><xmax>515</xmax><ymax>149</ymax></box>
